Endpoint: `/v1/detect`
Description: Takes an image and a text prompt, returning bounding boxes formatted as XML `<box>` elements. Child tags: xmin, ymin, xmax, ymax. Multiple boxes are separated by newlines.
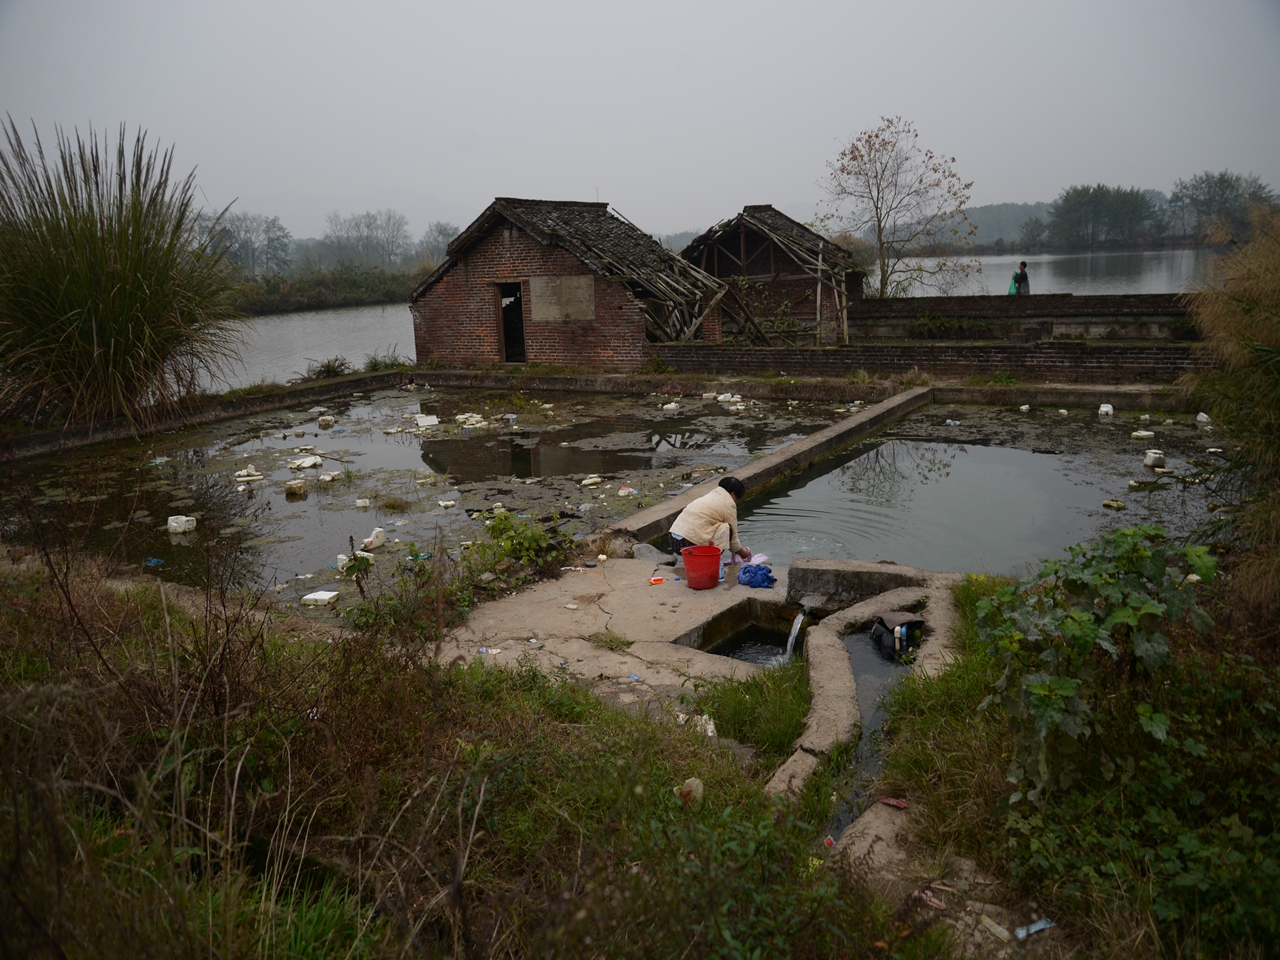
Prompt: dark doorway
<box><xmin>499</xmin><ymin>282</ymin><xmax>526</xmax><ymax>362</ymax></box>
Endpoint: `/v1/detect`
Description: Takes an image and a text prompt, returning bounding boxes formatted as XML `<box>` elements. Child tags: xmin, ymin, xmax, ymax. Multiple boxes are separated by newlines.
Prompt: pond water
<box><xmin>0</xmin><ymin>389</ymin><xmax>835</xmax><ymax>601</ymax></box>
<box><xmin>916</xmin><ymin>248</ymin><xmax>1214</xmax><ymax>296</ymax></box>
<box><xmin>739</xmin><ymin>406</ymin><xmax>1223</xmax><ymax>575</ymax></box>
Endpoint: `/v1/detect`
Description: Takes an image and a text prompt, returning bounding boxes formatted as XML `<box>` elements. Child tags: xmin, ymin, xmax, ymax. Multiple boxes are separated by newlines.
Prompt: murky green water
<box><xmin>739</xmin><ymin>405</ymin><xmax>1224</xmax><ymax>574</ymax></box>
<box><xmin>0</xmin><ymin>387</ymin><xmax>837</xmax><ymax>604</ymax></box>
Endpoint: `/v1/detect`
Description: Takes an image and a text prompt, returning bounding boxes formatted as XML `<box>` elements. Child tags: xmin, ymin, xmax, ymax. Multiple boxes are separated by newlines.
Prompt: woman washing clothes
<box><xmin>668</xmin><ymin>477</ymin><xmax>752</xmax><ymax>574</ymax></box>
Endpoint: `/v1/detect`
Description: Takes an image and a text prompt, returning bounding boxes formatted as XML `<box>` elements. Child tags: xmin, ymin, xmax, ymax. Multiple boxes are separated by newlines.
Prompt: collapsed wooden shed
<box><xmin>681</xmin><ymin>205</ymin><xmax>865</xmax><ymax>346</ymax></box>
<box><xmin>410</xmin><ymin>198</ymin><xmax>725</xmax><ymax>370</ymax></box>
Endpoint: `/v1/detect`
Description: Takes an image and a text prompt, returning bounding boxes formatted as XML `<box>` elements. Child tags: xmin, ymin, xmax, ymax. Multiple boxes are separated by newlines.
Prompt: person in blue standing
<box><xmin>1014</xmin><ymin>261</ymin><xmax>1030</xmax><ymax>295</ymax></box>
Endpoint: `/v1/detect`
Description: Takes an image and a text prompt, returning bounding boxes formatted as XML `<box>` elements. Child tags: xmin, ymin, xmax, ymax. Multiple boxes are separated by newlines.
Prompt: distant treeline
<box><xmin>203</xmin><ymin>208</ymin><xmax>462</xmax><ymax>314</ymax></box>
<box><xmin>967</xmin><ymin>170</ymin><xmax>1276</xmax><ymax>253</ymax></box>
<box><xmin>232</xmin><ymin>266</ymin><xmax>422</xmax><ymax>316</ymax></box>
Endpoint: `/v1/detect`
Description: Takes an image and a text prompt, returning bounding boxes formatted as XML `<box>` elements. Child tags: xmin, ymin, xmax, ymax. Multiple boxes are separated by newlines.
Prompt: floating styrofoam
<box><xmin>288</xmin><ymin>455</ymin><xmax>324</xmax><ymax>469</ymax></box>
<box><xmin>661</xmin><ymin>402</ymin><xmax>678</xmax><ymax>411</ymax></box>
<box><xmin>362</xmin><ymin>527</ymin><xmax>385</xmax><ymax>550</ymax></box>
<box><xmin>1019</xmin><ymin>404</ymin><xmax>1031</xmax><ymax>412</ymax></box>
<box><xmin>284</xmin><ymin>479</ymin><xmax>308</xmax><ymax>496</ymax></box>
<box><xmin>355</xmin><ymin>498</ymin><xmax>371</xmax><ymax>507</ymax></box>
<box><xmin>301</xmin><ymin>591</ymin><xmax>339</xmax><ymax>606</ymax></box>
<box><xmin>415</xmin><ymin>414</ymin><xmax>439</xmax><ymax>427</ymax></box>
<box><xmin>318</xmin><ymin>415</ymin><xmax>335</xmax><ymax>429</ymax></box>
<box><xmin>1144</xmin><ymin>449</ymin><xmax>1166</xmax><ymax>468</ymax></box>
<box><xmin>1098</xmin><ymin>404</ymin><xmax>1114</xmax><ymax>415</ymax></box>
<box><xmin>1132</xmin><ymin>430</ymin><xmax>1156</xmax><ymax>440</ymax></box>
<box><xmin>167</xmin><ymin>515</ymin><xmax>196</xmax><ymax>533</ymax></box>
<box><xmin>1197</xmin><ymin>412</ymin><xmax>1211</xmax><ymax>423</ymax></box>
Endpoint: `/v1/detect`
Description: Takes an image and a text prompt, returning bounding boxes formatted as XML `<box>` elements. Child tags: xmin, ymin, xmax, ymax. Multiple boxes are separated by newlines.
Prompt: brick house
<box><xmin>410</xmin><ymin>198</ymin><xmax>725</xmax><ymax>370</ymax></box>
<box><xmin>680</xmin><ymin>205</ymin><xmax>865</xmax><ymax>346</ymax></box>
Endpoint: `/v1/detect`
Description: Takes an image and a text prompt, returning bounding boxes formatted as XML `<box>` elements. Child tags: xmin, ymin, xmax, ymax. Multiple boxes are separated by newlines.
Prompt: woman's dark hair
<box><xmin>719</xmin><ymin>476</ymin><xmax>746</xmax><ymax>498</ymax></box>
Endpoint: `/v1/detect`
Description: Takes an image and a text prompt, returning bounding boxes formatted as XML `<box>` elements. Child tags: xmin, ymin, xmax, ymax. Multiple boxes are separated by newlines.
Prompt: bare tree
<box><xmin>214</xmin><ymin>211</ymin><xmax>291</xmax><ymax>276</ymax></box>
<box><xmin>821</xmin><ymin>116</ymin><xmax>978</xmax><ymax>297</ymax></box>
<box><xmin>417</xmin><ymin>220</ymin><xmax>461</xmax><ymax>266</ymax></box>
<box><xmin>373</xmin><ymin>208</ymin><xmax>410</xmax><ymax>268</ymax></box>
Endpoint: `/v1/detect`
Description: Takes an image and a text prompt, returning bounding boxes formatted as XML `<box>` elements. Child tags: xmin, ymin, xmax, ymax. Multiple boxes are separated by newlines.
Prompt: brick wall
<box><xmin>411</xmin><ymin>220</ymin><xmax>651</xmax><ymax>369</ymax></box>
<box><xmin>647</xmin><ymin>341</ymin><xmax>1211</xmax><ymax>383</ymax></box>
<box><xmin>847</xmin><ymin>293</ymin><xmax>1186</xmax><ymax>321</ymax></box>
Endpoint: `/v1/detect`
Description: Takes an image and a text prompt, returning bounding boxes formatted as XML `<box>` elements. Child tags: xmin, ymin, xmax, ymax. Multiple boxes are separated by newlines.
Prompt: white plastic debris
<box><xmin>317</xmin><ymin>415</ymin><xmax>335</xmax><ymax>429</ymax></box>
<box><xmin>541</xmin><ymin>403</ymin><xmax>554</xmax><ymax>409</ymax></box>
<box><xmin>437</xmin><ymin>500</ymin><xmax>456</xmax><ymax>508</ymax></box>
<box><xmin>284</xmin><ymin>479</ymin><xmax>308</xmax><ymax>496</ymax></box>
<box><xmin>1139</xmin><ymin>414</ymin><xmax>1150</xmax><ymax>421</ymax></box>
<box><xmin>1103</xmin><ymin>500</ymin><xmax>1126</xmax><ymax>510</ymax></box>
<box><xmin>1019</xmin><ymin>404</ymin><xmax>1031</xmax><ymax>412</ymax></box>
<box><xmin>416</xmin><ymin>414</ymin><xmax>439</xmax><ymax>427</ymax></box>
<box><xmin>355</xmin><ymin>498</ymin><xmax>371</xmax><ymax>508</ymax></box>
<box><xmin>1144</xmin><ymin>449</ymin><xmax>1166</xmax><ymax>468</ymax></box>
<box><xmin>1098</xmin><ymin>404</ymin><xmax>1114</xmax><ymax>416</ymax></box>
<box><xmin>661</xmin><ymin>402</ymin><xmax>679</xmax><ymax>411</ymax></box>
<box><xmin>318</xmin><ymin>471</ymin><xmax>339</xmax><ymax>482</ymax></box>
<box><xmin>308</xmin><ymin>406</ymin><xmax>328</xmax><ymax>414</ymax></box>
<box><xmin>301</xmin><ymin>591</ymin><xmax>338</xmax><ymax>606</ymax></box>
<box><xmin>234</xmin><ymin>465</ymin><xmax>264</xmax><ymax>481</ymax></box>
<box><xmin>167</xmin><ymin>516</ymin><xmax>196</xmax><ymax>533</ymax></box>
<box><xmin>288</xmin><ymin>455</ymin><xmax>324</xmax><ymax>469</ymax></box>
<box><xmin>362</xmin><ymin>527</ymin><xmax>386</xmax><ymax>550</ymax></box>
<box><xmin>1154</xmin><ymin>467</ymin><xmax>1175</xmax><ymax>475</ymax></box>
<box><xmin>701</xmin><ymin>392</ymin><xmax>718</xmax><ymax>399</ymax></box>
<box><xmin>581</xmin><ymin>475</ymin><xmax>602</xmax><ymax>487</ymax></box>
<box><xmin>674</xmin><ymin>777</ymin><xmax>705</xmax><ymax>804</ymax></box>
<box><xmin>1132</xmin><ymin>430</ymin><xmax>1156</xmax><ymax>440</ymax></box>
<box><xmin>1197</xmin><ymin>412</ymin><xmax>1211</xmax><ymax>422</ymax></box>
<box><xmin>294</xmin><ymin>428</ymin><xmax>306</xmax><ymax>437</ymax></box>
<box><xmin>1058</xmin><ymin>409</ymin><xmax>1069</xmax><ymax>415</ymax></box>
<box><xmin>717</xmin><ymin>393</ymin><xmax>733</xmax><ymax>402</ymax></box>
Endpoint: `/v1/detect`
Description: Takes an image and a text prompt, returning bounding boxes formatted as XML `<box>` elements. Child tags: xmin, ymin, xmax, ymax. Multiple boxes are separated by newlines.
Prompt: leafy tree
<box><xmin>1169</xmin><ymin>169</ymin><xmax>1276</xmax><ymax>238</ymax></box>
<box><xmin>820</xmin><ymin>116</ymin><xmax>978</xmax><ymax>297</ymax></box>
<box><xmin>1046</xmin><ymin>183</ymin><xmax>1156</xmax><ymax>248</ymax></box>
<box><xmin>1018</xmin><ymin>216</ymin><xmax>1047</xmax><ymax>247</ymax></box>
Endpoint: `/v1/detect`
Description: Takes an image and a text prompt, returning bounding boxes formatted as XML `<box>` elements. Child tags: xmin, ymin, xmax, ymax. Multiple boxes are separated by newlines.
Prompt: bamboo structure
<box><xmin>681</xmin><ymin>205</ymin><xmax>865</xmax><ymax>346</ymax></box>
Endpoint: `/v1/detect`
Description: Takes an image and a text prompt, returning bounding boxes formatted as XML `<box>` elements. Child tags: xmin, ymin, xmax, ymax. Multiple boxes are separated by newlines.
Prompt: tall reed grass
<box><xmin>0</xmin><ymin>119</ymin><xmax>243</xmax><ymax>429</ymax></box>
<box><xmin>1186</xmin><ymin>208</ymin><xmax>1280</xmax><ymax>615</ymax></box>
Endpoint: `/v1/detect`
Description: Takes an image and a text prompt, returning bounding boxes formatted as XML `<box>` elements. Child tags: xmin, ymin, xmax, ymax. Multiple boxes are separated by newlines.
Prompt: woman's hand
<box><xmin>736</xmin><ymin>547</ymin><xmax>752</xmax><ymax>560</ymax></box>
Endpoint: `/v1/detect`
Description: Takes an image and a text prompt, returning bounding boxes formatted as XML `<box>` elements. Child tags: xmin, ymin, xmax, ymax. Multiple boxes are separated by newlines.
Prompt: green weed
<box><xmin>692</xmin><ymin>657</ymin><xmax>811</xmax><ymax>763</ymax></box>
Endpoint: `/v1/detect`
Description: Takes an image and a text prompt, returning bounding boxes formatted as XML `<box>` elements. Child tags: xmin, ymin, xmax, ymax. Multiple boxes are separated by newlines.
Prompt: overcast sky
<box><xmin>2</xmin><ymin>0</ymin><xmax>1278</xmax><ymax>238</ymax></box>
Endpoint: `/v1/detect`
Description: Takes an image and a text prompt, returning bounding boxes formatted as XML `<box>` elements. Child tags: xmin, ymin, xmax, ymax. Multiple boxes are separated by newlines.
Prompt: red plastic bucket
<box><xmin>681</xmin><ymin>545</ymin><xmax>722</xmax><ymax>590</ymax></box>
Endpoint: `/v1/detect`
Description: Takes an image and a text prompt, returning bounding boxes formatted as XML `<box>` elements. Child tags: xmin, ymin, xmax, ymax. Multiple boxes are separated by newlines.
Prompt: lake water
<box><xmin>222</xmin><ymin>249</ymin><xmax>1214</xmax><ymax>386</ymax></box>
<box><xmin>227</xmin><ymin>304</ymin><xmax>415</xmax><ymax>389</ymax></box>
<box><xmin>923</xmin><ymin>248</ymin><xmax>1214</xmax><ymax>296</ymax></box>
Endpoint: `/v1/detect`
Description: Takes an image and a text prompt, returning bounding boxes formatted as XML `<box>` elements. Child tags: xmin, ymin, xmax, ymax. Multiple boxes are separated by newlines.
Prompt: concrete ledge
<box><xmin>795</xmin><ymin>620</ymin><xmax>859</xmax><ymax>757</ymax></box>
<box><xmin>932</xmin><ymin>382</ymin><xmax>1195</xmax><ymax>412</ymax></box>
<box><xmin>764</xmin><ymin>748</ymin><xmax>820</xmax><ymax>799</ymax></box>
<box><xmin>787</xmin><ymin>559</ymin><xmax>929</xmax><ymax>615</ymax></box>
<box><xmin>612</xmin><ymin>387</ymin><xmax>933</xmax><ymax>545</ymax></box>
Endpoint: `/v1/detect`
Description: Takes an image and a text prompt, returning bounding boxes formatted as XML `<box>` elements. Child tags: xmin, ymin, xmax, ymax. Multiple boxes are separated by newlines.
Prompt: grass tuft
<box><xmin>692</xmin><ymin>656</ymin><xmax>811</xmax><ymax>763</ymax></box>
<box><xmin>0</xmin><ymin>120</ymin><xmax>244</xmax><ymax>429</ymax></box>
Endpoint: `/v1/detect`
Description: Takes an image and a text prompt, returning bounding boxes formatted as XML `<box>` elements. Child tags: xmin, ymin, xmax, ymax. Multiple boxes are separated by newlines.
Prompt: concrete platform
<box><xmin>443</xmin><ymin>558</ymin><xmax>791</xmax><ymax>708</ymax></box>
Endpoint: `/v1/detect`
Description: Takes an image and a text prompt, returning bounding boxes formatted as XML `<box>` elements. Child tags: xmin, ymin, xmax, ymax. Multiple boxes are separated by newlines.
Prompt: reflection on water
<box><xmin>917</xmin><ymin>248</ymin><xmax>1214</xmax><ymax>296</ymax></box>
<box><xmin>738</xmin><ymin>438</ymin><xmax>1214</xmax><ymax>574</ymax></box>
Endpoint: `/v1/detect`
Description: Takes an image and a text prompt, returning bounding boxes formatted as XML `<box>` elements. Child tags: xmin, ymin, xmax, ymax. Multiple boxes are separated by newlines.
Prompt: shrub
<box><xmin>1186</xmin><ymin>208</ymin><xmax>1280</xmax><ymax>615</ymax></box>
<box><xmin>0</xmin><ymin>120</ymin><xmax>243</xmax><ymax>428</ymax></box>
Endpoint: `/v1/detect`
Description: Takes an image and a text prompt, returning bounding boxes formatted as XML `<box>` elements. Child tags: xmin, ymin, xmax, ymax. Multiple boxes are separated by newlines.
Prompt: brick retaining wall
<box><xmin>648</xmin><ymin>341</ymin><xmax>1210</xmax><ymax>383</ymax></box>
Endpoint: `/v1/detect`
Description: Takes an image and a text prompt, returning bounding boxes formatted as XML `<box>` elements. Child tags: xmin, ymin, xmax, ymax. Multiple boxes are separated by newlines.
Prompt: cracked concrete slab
<box><xmin>443</xmin><ymin>558</ymin><xmax>793</xmax><ymax>705</ymax></box>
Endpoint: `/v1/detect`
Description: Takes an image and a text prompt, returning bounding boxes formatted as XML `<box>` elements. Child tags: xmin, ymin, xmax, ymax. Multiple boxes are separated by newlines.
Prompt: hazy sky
<box><xmin>2</xmin><ymin>0</ymin><xmax>1278</xmax><ymax>238</ymax></box>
